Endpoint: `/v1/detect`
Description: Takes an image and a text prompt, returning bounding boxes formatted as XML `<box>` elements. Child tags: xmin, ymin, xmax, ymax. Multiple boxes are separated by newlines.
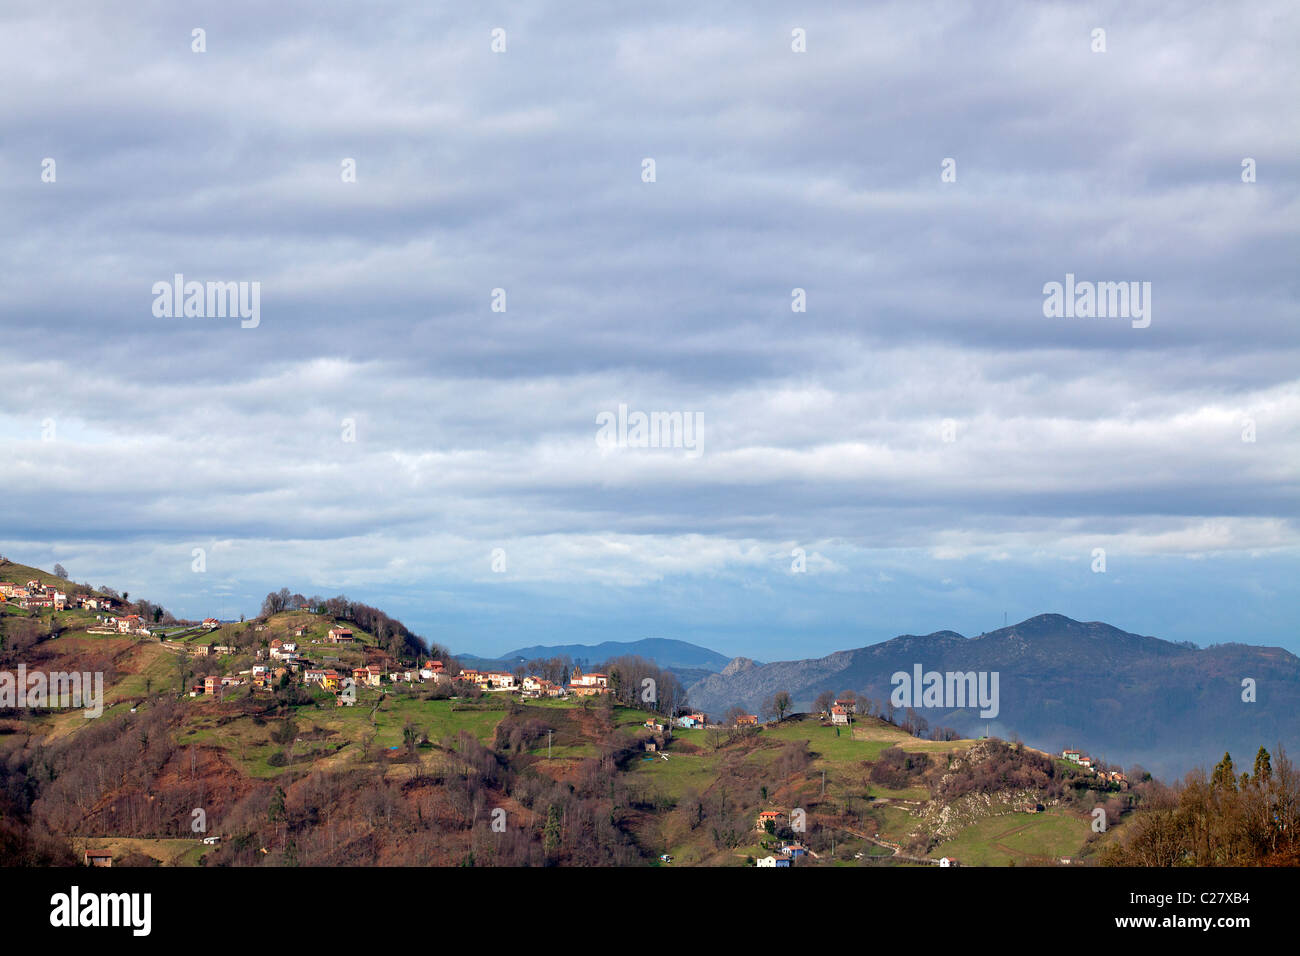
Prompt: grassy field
<box><xmin>179</xmin><ymin>693</ymin><xmax>512</xmax><ymax>777</ymax></box>
<box><xmin>926</xmin><ymin>809</ymin><xmax>1091</xmax><ymax>866</ymax></box>
<box><xmin>626</xmin><ymin>747</ymin><xmax>726</xmax><ymax>793</ymax></box>
<box><xmin>0</xmin><ymin>559</ymin><xmax>82</xmax><ymax>592</ymax></box>
<box><xmin>74</xmin><ymin>836</ymin><xmax>213</xmax><ymax>867</ymax></box>
<box><xmin>865</xmin><ymin>803</ymin><xmax>919</xmax><ymax>844</ymax></box>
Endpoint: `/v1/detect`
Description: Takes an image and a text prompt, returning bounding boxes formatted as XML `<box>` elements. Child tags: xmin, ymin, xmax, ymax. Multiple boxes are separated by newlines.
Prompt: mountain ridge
<box><xmin>685</xmin><ymin>613</ymin><xmax>1299</xmax><ymax>779</ymax></box>
<box><xmin>456</xmin><ymin>636</ymin><xmax>736</xmax><ymax>674</ymax></box>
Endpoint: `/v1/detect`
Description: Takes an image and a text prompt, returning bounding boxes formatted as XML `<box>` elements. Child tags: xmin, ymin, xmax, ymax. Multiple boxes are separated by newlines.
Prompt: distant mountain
<box><xmin>456</xmin><ymin>637</ymin><xmax>736</xmax><ymax>677</ymax></box>
<box><xmin>686</xmin><ymin>614</ymin><xmax>1300</xmax><ymax>779</ymax></box>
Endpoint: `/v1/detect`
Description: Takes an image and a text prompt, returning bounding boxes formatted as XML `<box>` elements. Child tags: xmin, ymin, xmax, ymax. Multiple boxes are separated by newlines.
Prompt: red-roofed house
<box><xmin>567</xmin><ymin>665</ymin><xmax>610</xmax><ymax>696</ymax></box>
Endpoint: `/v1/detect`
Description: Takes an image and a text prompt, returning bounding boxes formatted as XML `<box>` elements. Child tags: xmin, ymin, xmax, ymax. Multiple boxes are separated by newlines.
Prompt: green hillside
<box><xmin>0</xmin><ymin>560</ymin><xmax>1196</xmax><ymax>868</ymax></box>
<box><xmin>0</xmin><ymin>557</ymin><xmax>84</xmax><ymax>593</ymax></box>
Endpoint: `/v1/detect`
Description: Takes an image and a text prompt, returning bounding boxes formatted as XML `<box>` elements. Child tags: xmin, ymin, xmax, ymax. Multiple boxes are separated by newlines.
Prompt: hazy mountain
<box><xmin>686</xmin><ymin>614</ymin><xmax>1300</xmax><ymax>779</ymax></box>
<box><xmin>456</xmin><ymin>637</ymin><xmax>736</xmax><ymax>677</ymax></box>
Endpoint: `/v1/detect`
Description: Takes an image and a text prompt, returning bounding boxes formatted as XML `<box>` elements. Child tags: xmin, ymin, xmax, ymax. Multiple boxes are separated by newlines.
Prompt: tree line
<box><xmin>1102</xmin><ymin>746</ymin><xmax>1299</xmax><ymax>866</ymax></box>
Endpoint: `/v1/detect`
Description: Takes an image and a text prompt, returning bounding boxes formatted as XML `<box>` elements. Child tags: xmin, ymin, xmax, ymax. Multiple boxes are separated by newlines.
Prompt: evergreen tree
<box><xmin>1253</xmin><ymin>746</ymin><xmax>1272</xmax><ymax>785</ymax></box>
<box><xmin>544</xmin><ymin>805</ymin><xmax>562</xmax><ymax>853</ymax></box>
<box><xmin>1211</xmin><ymin>752</ymin><xmax>1237</xmax><ymax>792</ymax></box>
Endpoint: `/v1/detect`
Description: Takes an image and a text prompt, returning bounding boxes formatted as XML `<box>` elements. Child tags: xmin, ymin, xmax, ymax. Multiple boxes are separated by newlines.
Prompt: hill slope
<box><xmin>2</xmin><ymin>563</ymin><xmax>1290</xmax><ymax>868</ymax></box>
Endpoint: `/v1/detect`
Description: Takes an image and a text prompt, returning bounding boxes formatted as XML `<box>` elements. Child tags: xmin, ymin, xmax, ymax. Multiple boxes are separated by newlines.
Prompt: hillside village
<box><xmin>0</xmin><ymin>567</ymin><xmax>710</xmax><ymax>730</ymax></box>
<box><xmin>1061</xmin><ymin>748</ymin><xmax>1127</xmax><ymax>786</ymax></box>
<box><xmin>1</xmin><ymin>559</ymin><xmax>1293</xmax><ymax>869</ymax></box>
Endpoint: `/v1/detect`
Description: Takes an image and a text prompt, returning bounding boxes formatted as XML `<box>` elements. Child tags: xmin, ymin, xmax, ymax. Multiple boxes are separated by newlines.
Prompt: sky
<box><xmin>1</xmin><ymin>1</ymin><xmax>1297</xmax><ymax>661</ymax></box>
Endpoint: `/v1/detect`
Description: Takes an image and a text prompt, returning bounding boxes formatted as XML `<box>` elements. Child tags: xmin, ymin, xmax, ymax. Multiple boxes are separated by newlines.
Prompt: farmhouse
<box><xmin>522</xmin><ymin>675</ymin><xmax>562</xmax><ymax>698</ymax></box>
<box><xmin>328</xmin><ymin>627</ymin><xmax>354</xmax><ymax>644</ymax></box>
<box><xmin>756</xmin><ymin>809</ymin><xmax>785</xmax><ymax>831</ymax></box>
<box><xmin>830</xmin><ymin>704</ymin><xmax>850</xmax><ymax>726</ymax></box>
<box><xmin>567</xmin><ymin>666</ymin><xmax>611</xmax><ymax>696</ymax></box>
<box><xmin>569</xmin><ymin>666</ymin><xmax>607</xmax><ymax>688</ymax></box>
<box><xmin>735</xmin><ymin>714</ymin><xmax>758</xmax><ymax>726</ymax></box>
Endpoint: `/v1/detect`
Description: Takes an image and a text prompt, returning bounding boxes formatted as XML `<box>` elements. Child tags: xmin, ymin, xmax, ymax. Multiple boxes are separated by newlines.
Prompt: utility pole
<box><xmin>547</xmin><ymin>729</ymin><xmax>553</xmax><ymax>759</ymax></box>
<box><xmin>821</xmin><ymin>770</ymin><xmax>826</xmax><ymax>797</ymax></box>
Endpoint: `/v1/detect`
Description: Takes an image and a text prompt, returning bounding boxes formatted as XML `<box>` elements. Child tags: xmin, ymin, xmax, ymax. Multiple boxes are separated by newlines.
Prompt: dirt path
<box><xmin>839</xmin><ymin>823</ymin><xmax>935</xmax><ymax>864</ymax></box>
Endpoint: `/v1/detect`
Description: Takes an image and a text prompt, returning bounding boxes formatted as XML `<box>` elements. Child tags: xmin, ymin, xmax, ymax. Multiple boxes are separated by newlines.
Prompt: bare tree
<box><xmin>814</xmin><ymin>690</ymin><xmax>835</xmax><ymax>717</ymax></box>
<box><xmin>772</xmin><ymin>690</ymin><xmax>793</xmax><ymax>721</ymax></box>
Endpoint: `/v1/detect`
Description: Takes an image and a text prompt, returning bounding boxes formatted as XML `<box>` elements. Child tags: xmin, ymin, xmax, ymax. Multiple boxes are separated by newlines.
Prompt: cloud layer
<box><xmin>2</xmin><ymin>1</ymin><xmax>1297</xmax><ymax>657</ymax></box>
